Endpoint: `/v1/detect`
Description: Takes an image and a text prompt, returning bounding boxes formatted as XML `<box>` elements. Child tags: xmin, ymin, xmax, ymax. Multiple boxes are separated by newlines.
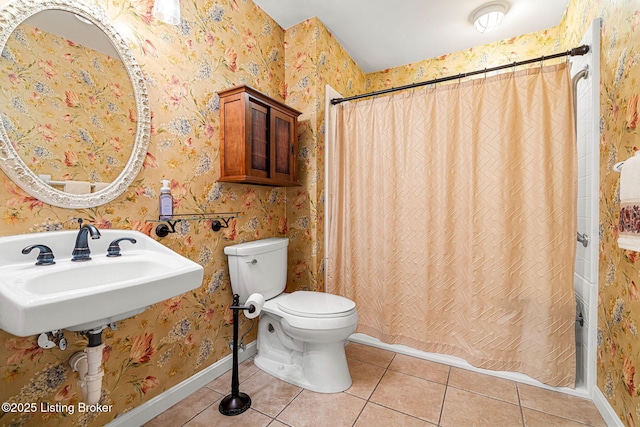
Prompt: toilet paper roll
<box><xmin>244</xmin><ymin>293</ymin><xmax>265</xmax><ymax>319</ymax></box>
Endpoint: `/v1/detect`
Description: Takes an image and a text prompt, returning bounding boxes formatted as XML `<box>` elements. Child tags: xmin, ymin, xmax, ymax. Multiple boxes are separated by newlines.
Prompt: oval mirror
<box><xmin>0</xmin><ymin>0</ymin><xmax>150</xmax><ymax>208</ymax></box>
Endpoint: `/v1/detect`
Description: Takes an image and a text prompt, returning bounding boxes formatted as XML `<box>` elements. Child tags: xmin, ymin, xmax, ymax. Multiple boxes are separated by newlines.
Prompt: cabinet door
<box><xmin>247</xmin><ymin>99</ymin><xmax>269</xmax><ymax>178</ymax></box>
<box><xmin>271</xmin><ymin>108</ymin><xmax>296</xmax><ymax>183</ymax></box>
<box><xmin>220</xmin><ymin>93</ymin><xmax>244</xmax><ymax>178</ymax></box>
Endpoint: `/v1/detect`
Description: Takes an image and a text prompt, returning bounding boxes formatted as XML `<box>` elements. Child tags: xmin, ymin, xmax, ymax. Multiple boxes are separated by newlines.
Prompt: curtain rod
<box><xmin>331</xmin><ymin>45</ymin><xmax>590</xmax><ymax>105</ymax></box>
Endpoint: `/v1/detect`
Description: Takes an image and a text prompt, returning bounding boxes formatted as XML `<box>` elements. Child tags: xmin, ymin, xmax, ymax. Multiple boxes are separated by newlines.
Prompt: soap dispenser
<box><xmin>159</xmin><ymin>180</ymin><xmax>173</xmax><ymax>220</ymax></box>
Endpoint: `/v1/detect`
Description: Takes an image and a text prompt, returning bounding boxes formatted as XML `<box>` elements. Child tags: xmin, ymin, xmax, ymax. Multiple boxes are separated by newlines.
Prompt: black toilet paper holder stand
<box><xmin>219</xmin><ymin>293</ymin><xmax>258</xmax><ymax>416</ymax></box>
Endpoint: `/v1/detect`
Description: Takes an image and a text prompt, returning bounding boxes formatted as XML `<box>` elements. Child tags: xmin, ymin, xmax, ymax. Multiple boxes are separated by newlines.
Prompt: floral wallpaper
<box><xmin>0</xmin><ymin>23</ymin><xmax>135</xmax><ymax>185</ymax></box>
<box><xmin>283</xmin><ymin>17</ymin><xmax>365</xmax><ymax>293</ymax></box>
<box><xmin>557</xmin><ymin>0</ymin><xmax>640</xmax><ymax>425</ymax></box>
<box><xmin>365</xmin><ymin>27</ymin><xmax>563</xmax><ymax>92</ymax></box>
<box><xmin>0</xmin><ymin>0</ymin><xmax>290</xmax><ymax>425</ymax></box>
<box><xmin>0</xmin><ymin>0</ymin><xmax>639</xmax><ymax>424</ymax></box>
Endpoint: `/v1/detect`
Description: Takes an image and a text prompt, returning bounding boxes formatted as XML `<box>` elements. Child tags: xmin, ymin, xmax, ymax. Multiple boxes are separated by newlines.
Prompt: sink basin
<box><xmin>0</xmin><ymin>229</ymin><xmax>204</xmax><ymax>336</ymax></box>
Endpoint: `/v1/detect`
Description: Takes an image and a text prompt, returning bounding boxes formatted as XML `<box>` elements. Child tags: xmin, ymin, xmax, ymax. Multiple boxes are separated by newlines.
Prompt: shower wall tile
<box><xmin>574</xmin><ymin>292</ymin><xmax>589</xmax><ymax>388</ymax></box>
<box><xmin>571</xmin><ymin>22</ymin><xmax>599</xmax><ymax>286</ymax></box>
<box><xmin>569</xmin><ymin>20</ymin><xmax>600</xmax><ymax>397</ymax></box>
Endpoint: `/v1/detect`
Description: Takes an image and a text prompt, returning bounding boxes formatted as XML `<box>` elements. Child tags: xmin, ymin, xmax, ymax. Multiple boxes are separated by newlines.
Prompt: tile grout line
<box><xmin>516</xmin><ymin>382</ymin><xmax>526</xmax><ymax>427</ymax></box>
<box><xmin>351</xmin><ymin>352</ymin><xmax>398</xmax><ymax>426</ymax></box>
<box><xmin>342</xmin><ymin>353</ymin><xmax>398</xmax><ymax>427</ymax></box>
<box><xmin>178</xmin><ymin>388</ymin><xmax>226</xmax><ymax>427</ymax></box>
<box><xmin>271</xmin><ymin>387</ymin><xmax>304</xmax><ymax>424</ymax></box>
<box><xmin>352</xmin><ymin>351</ymin><xmax>452</xmax><ymax>426</ymax></box>
<box><xmin>516</xmin><ymin>383</ymin><xmax>600</xmax><ymax>426</ymax></box>
<box><xmin>521</xmin><ymin>407</ymin><xmax>598</xmax><ymax>427</ymax></box>
<box><xmin>201</xmin><ymin>358</ymin><xmax>273</xmax><ymax>426</ymax></box>
<box><xmin>350</xmin><ymin>397</ymin><xmax>367</xmax><ymax>426</ymax></box>
<box><xmin>349</xmin><ymin>366</ymin><xmax>377</xmax><ymax>427</ymax></box>
<box><xmin>352</xmin><ymin>351</ymin><xmax>456</xmax><ymax>426</ymax></box>
<box><xmin>436</xmin><ymin>366</ymin><xmax>452</xmax><ymax>427</ymax></box>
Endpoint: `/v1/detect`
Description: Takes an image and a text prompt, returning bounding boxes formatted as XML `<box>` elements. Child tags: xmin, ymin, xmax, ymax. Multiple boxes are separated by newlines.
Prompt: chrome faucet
<box><xmin>71</xmin><ymin>224</ymin><xmax>101</xmax><ymax>262</ymax></box>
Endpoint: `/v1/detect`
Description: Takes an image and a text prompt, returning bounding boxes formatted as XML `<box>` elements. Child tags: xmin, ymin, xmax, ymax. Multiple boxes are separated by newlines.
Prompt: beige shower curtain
<box><xmin>327</xmin><ymin>63</ymin><xmax>577</xmax><ymax>387</ymax></box>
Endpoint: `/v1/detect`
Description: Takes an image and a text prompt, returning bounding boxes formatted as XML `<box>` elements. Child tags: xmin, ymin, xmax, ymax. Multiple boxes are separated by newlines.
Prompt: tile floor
<box><xmin>145</xmin><ymin>342</ymin><xmax>608</xmax><ymax>427</ymax></box>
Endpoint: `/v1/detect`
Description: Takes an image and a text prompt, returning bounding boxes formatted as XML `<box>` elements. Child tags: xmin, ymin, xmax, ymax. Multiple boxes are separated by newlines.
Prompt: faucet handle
<box><xmin>107</xmin><ymin>238</ymin><xmax>137</xmax><ymax>257</ymax></box>
<box><xmin>22</xmin><ymin>244</ymin><xmax>56</xmax><ymax>266</ymax></box>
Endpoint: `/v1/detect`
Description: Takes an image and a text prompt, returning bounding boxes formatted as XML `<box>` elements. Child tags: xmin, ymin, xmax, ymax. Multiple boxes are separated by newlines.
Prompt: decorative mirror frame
<box><xmin>0</xmin><ymin>0</ymin><xmax>150</xmax><ymax>208</ymax></box>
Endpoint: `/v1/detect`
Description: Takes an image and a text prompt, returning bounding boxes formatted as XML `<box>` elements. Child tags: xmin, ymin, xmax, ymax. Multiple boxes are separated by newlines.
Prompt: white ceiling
<box><xmin>253</xmin><ymin>0</ymin><xmax>571</xmax><ymax>73</ymax></box>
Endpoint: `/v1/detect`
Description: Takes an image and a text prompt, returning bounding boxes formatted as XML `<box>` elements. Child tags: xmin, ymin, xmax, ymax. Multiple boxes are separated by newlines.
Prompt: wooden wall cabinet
<box><xmin>217</xmin><ymin>85</ymin><xmax>301</xmax><ymax>187</ymax></box>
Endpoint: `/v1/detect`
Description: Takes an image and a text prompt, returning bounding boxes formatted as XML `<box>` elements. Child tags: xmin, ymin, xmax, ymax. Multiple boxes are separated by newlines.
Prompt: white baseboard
<box><xmin>592</xmin><ymin>386</ymin><xmax>623</xmax><ymax>426</ymax></box>
<box><xmin>105</xmin><ymin>341</ymin><xmax>257</xmax><ymax>427</ymax></box>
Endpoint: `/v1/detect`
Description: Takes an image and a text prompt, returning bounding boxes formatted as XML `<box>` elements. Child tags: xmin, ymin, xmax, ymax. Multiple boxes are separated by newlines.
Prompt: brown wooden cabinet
<box><xmin>217</xmin><ymin>85</ymin><xmax>301</xmax><ymax>186</ymax></box>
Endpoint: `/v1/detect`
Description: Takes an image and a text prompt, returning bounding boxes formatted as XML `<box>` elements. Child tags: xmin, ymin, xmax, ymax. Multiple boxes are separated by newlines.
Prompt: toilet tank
<box><xmin>224</xmin><ymin>238</ymin><xmax>288</xmax><ymax>304</ymax></box>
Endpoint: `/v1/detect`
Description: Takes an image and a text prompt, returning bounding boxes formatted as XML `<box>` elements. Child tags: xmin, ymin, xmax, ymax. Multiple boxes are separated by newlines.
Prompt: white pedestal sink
<box><xmin>0</xmin><ymin>229</ymin><xmax>204</xmax><ymax>336</ymax></box>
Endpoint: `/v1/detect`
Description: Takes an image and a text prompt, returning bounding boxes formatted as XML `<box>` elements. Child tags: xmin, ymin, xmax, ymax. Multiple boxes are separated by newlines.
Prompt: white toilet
<box><xmin>224</xmin><ymin>237</ymin><xmax>358</xmax><ymax>393</ymax></box>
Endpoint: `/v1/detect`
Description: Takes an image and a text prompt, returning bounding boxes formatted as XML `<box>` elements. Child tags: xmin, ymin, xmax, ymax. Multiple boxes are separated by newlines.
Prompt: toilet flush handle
<box><xmin>246</xmin><ymin>259</ymin><xmax>257</xmax><ymax>265</ymax></box>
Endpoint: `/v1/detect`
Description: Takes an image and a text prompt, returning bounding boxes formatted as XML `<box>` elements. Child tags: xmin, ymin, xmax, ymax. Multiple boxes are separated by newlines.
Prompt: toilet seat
<box><xmin>277</xmin><ymin>291</ymin><xmax>356</xmax><ymax>318</ymax></box>
<box><xmin>262</xmin><ymin>292</ymin><xmax>358</xmax><ymax>331</ymax></box>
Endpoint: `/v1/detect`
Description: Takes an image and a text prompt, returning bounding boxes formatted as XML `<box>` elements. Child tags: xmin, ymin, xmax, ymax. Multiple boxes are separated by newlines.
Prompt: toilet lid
<box><xmin>277</xmin><ymin>291</ymin><xmax>356</xmax><ymax>318</ymax></box>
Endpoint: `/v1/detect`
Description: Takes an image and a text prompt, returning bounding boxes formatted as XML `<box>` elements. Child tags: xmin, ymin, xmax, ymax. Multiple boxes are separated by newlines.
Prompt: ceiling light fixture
<box><xmin>153</xmin><ymin>0</ymin><xmax>181</xmax><ymax>25</ymax></box>
<box><xmin>470</xmin><ymin>2</ymin><xmax>508</xmax><ymax>33</ymax></box>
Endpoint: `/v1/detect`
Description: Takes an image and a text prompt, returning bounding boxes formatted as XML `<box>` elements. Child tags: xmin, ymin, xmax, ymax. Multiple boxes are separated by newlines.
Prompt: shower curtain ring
<box><xmin>540</xmin><ymin>55</ymin><xmax>544</xmax><ymax>68</ymax></box>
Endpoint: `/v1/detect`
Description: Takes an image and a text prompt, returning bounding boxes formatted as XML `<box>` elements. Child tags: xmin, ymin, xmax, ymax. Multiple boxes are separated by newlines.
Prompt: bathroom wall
<box><xmin>559</xmin><ymin>0</ymin><xmax>640</xmax><ymax>424</ymax></box>
<box><xmin>569</xmin><ymin>18</ymin><xmax>600</xmax><ymax>393</ymax></box>
<box><xmin>283</xmin><ymin>17</ymin><xmax>366</xmax><ymax>293</ymax></box>
<box><xmin>1</xmin><ymin>0</ymin><xmax>639</xmax><ymax>424</ymax></box>
<box><xmin>0</xmin><ymin>1</ymin><xmax>290</xmax><ymax>426</ymax></box>
<box><xmin>364</xmin><ymin>27</ymin><xmax>563</xmax><ymax>91</ymax></box>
